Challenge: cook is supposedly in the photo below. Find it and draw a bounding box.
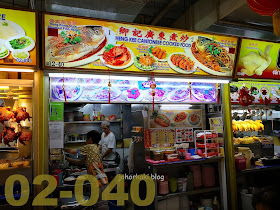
[99,121,116,162]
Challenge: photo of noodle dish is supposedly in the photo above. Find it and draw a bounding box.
[184,36,234,76]
[191,83,217,102]
[88,87,121,101]
[188,113,201,126]
[168,52,196,74]
[100,44,134,69]
[167,87,190,102]
[46,25,114,67]
[51,78,84,101]
[148,46,168,62]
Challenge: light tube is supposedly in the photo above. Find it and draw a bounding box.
[155,77,230,84]
[0,68,34,72]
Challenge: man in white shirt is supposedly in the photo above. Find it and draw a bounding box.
[99,121,116,161]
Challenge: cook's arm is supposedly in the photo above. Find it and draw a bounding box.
[65,156,86,166]
[101,148,113,159]
[64,148,78,154]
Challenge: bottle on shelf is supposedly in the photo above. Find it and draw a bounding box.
[97,112,101,121]
[213,196,220,210]
[92,109,95,121]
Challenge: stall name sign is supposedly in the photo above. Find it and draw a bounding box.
[230,81,280,104]
[236,38,280,79]
[44,13,238,77]
[0,7,37,66]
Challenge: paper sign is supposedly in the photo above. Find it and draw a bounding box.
[209,117,223,134]
[50,102,64,121]
[49,121,64,148]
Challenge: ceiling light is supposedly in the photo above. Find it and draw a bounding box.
[0,86,9,89]
[0,68,34,72]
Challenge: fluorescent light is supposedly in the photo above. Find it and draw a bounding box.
[0,86,9,89]
[0,68,34,72]
[160,104,193,110]
[155,77,230,84]
[49,73,148,81]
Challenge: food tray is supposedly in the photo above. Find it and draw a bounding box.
[196,143,219,149]
[200,152,219,157]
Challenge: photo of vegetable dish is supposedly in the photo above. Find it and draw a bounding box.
[0,43,9,59]
[134,53,157,71]
[149,46,168,61]
[168,52,196,74]
[174,112,187,123]
[7,36,35,52]
[101,44,134,69]
[185,36,233,76]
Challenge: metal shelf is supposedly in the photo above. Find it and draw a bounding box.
[157,187,220,201]
[65,141,86,144]
[64,121,121,124]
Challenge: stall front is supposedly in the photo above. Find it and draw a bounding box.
[232,38,280,210]
[0,6,39,209]
[42,12,238,210]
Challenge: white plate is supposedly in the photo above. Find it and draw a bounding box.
[11,51,30,60]
[45,26,115,68]
[0,42,10,59]
[6,35,35,52]
[167,88,190,102]
[134,53,158,71]
[0,20,25,40]
[168,52,197,74]
[145,89,167,102]
[148,46,169,62]
[99,44,135,69]
[184,35,233,76]
[88,87,121,101]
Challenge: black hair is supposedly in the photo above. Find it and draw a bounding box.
[252,186,280,210]
[86,130,101,144]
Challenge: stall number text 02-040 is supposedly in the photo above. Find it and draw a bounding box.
[4,174,155,206]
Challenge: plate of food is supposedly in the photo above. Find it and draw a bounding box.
[271,86,280,98]
[0,20,25,41]
[0,42,10,59]
[230,85,239,101]
[188,113,201,126]
[46,26,115,68]
[191,83,217,102]
[121,87,144,102]
[154,113,170,127]
[100,44,134,69]
[168,52,197,74]
[173,112,188,123]
[88,87,121,101]
[148,46,168,62]
[83,78,104,90]
[6,35,35,52]
[146,88,167,102]
[51,77,84,101]
[184,36,234,76]
[167,88,190,102]
[134,53,157,71]
[260,86,270,99]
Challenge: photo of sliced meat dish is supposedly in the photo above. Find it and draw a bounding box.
[102,44,131,66]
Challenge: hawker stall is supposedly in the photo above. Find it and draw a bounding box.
[0,6,38,208]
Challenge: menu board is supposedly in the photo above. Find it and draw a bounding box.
[144,129,175,148]
[149,109,202,128]
[0,7,37,66]
[50,77,218,103]
[231,81,280,104]
[236,38,280,79]
[209,117,223,134]
[44,13,238,77]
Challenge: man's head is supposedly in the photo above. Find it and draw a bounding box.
[101,121,111,134]
[252,186,280,210]
[86,130,101,144]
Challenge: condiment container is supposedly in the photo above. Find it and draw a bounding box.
[153,150,165,161]
[83,114,91,121]
[189,165,202,187]
[202,164,216,187]
[158,180,169,195]
[168,177,177,193]
[101,114,105,121]
[177,178,187,192]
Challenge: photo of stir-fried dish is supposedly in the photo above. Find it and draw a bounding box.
[134,53,157,71]
[47,26,107,66]
[149,46,168,61]
[168,52,196,74]
[101,44,134,69]
[189,36,233,75]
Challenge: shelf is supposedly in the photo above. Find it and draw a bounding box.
[65,141,86,144]
[157,187,220,201]
[239,165,280,174]
[64,121,121,124]
[147,157,222,168]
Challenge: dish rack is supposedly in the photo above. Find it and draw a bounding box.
[194,130,219,157]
